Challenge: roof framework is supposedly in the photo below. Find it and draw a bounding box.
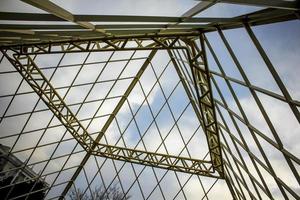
[0,0,299,199]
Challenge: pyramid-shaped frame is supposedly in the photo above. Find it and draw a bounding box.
[2,35,223,181]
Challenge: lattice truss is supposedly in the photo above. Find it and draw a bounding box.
[0,1,299,200]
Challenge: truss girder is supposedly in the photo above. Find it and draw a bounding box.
[92,144,216,177]
[8,35,196,55]
[1,52,94,150]
[169,37,223,176]
[190,36,223,175]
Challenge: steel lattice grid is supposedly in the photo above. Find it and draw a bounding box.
[0,1,300,200]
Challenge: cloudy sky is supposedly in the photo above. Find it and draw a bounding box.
[0,1,299,200]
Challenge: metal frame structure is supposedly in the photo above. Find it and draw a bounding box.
[0,0,299,199]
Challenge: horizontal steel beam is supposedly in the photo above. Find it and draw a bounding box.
[0,12,234,23]
[200,0,300,10]
[0,8,295,24]
[0,8,297,46]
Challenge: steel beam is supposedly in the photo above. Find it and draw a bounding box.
[244,23,300,124]
[181,1,217,18]
[160,1,216,33]
[0,7,297,46]
[20,0,106,34]
[200,0,300,10]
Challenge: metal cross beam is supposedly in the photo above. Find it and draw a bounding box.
[199,0,300,10]
[20,0,107,34]
[0,7,297,46]
[181,1,217,18]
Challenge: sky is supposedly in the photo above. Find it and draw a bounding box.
[0,1,300,200]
